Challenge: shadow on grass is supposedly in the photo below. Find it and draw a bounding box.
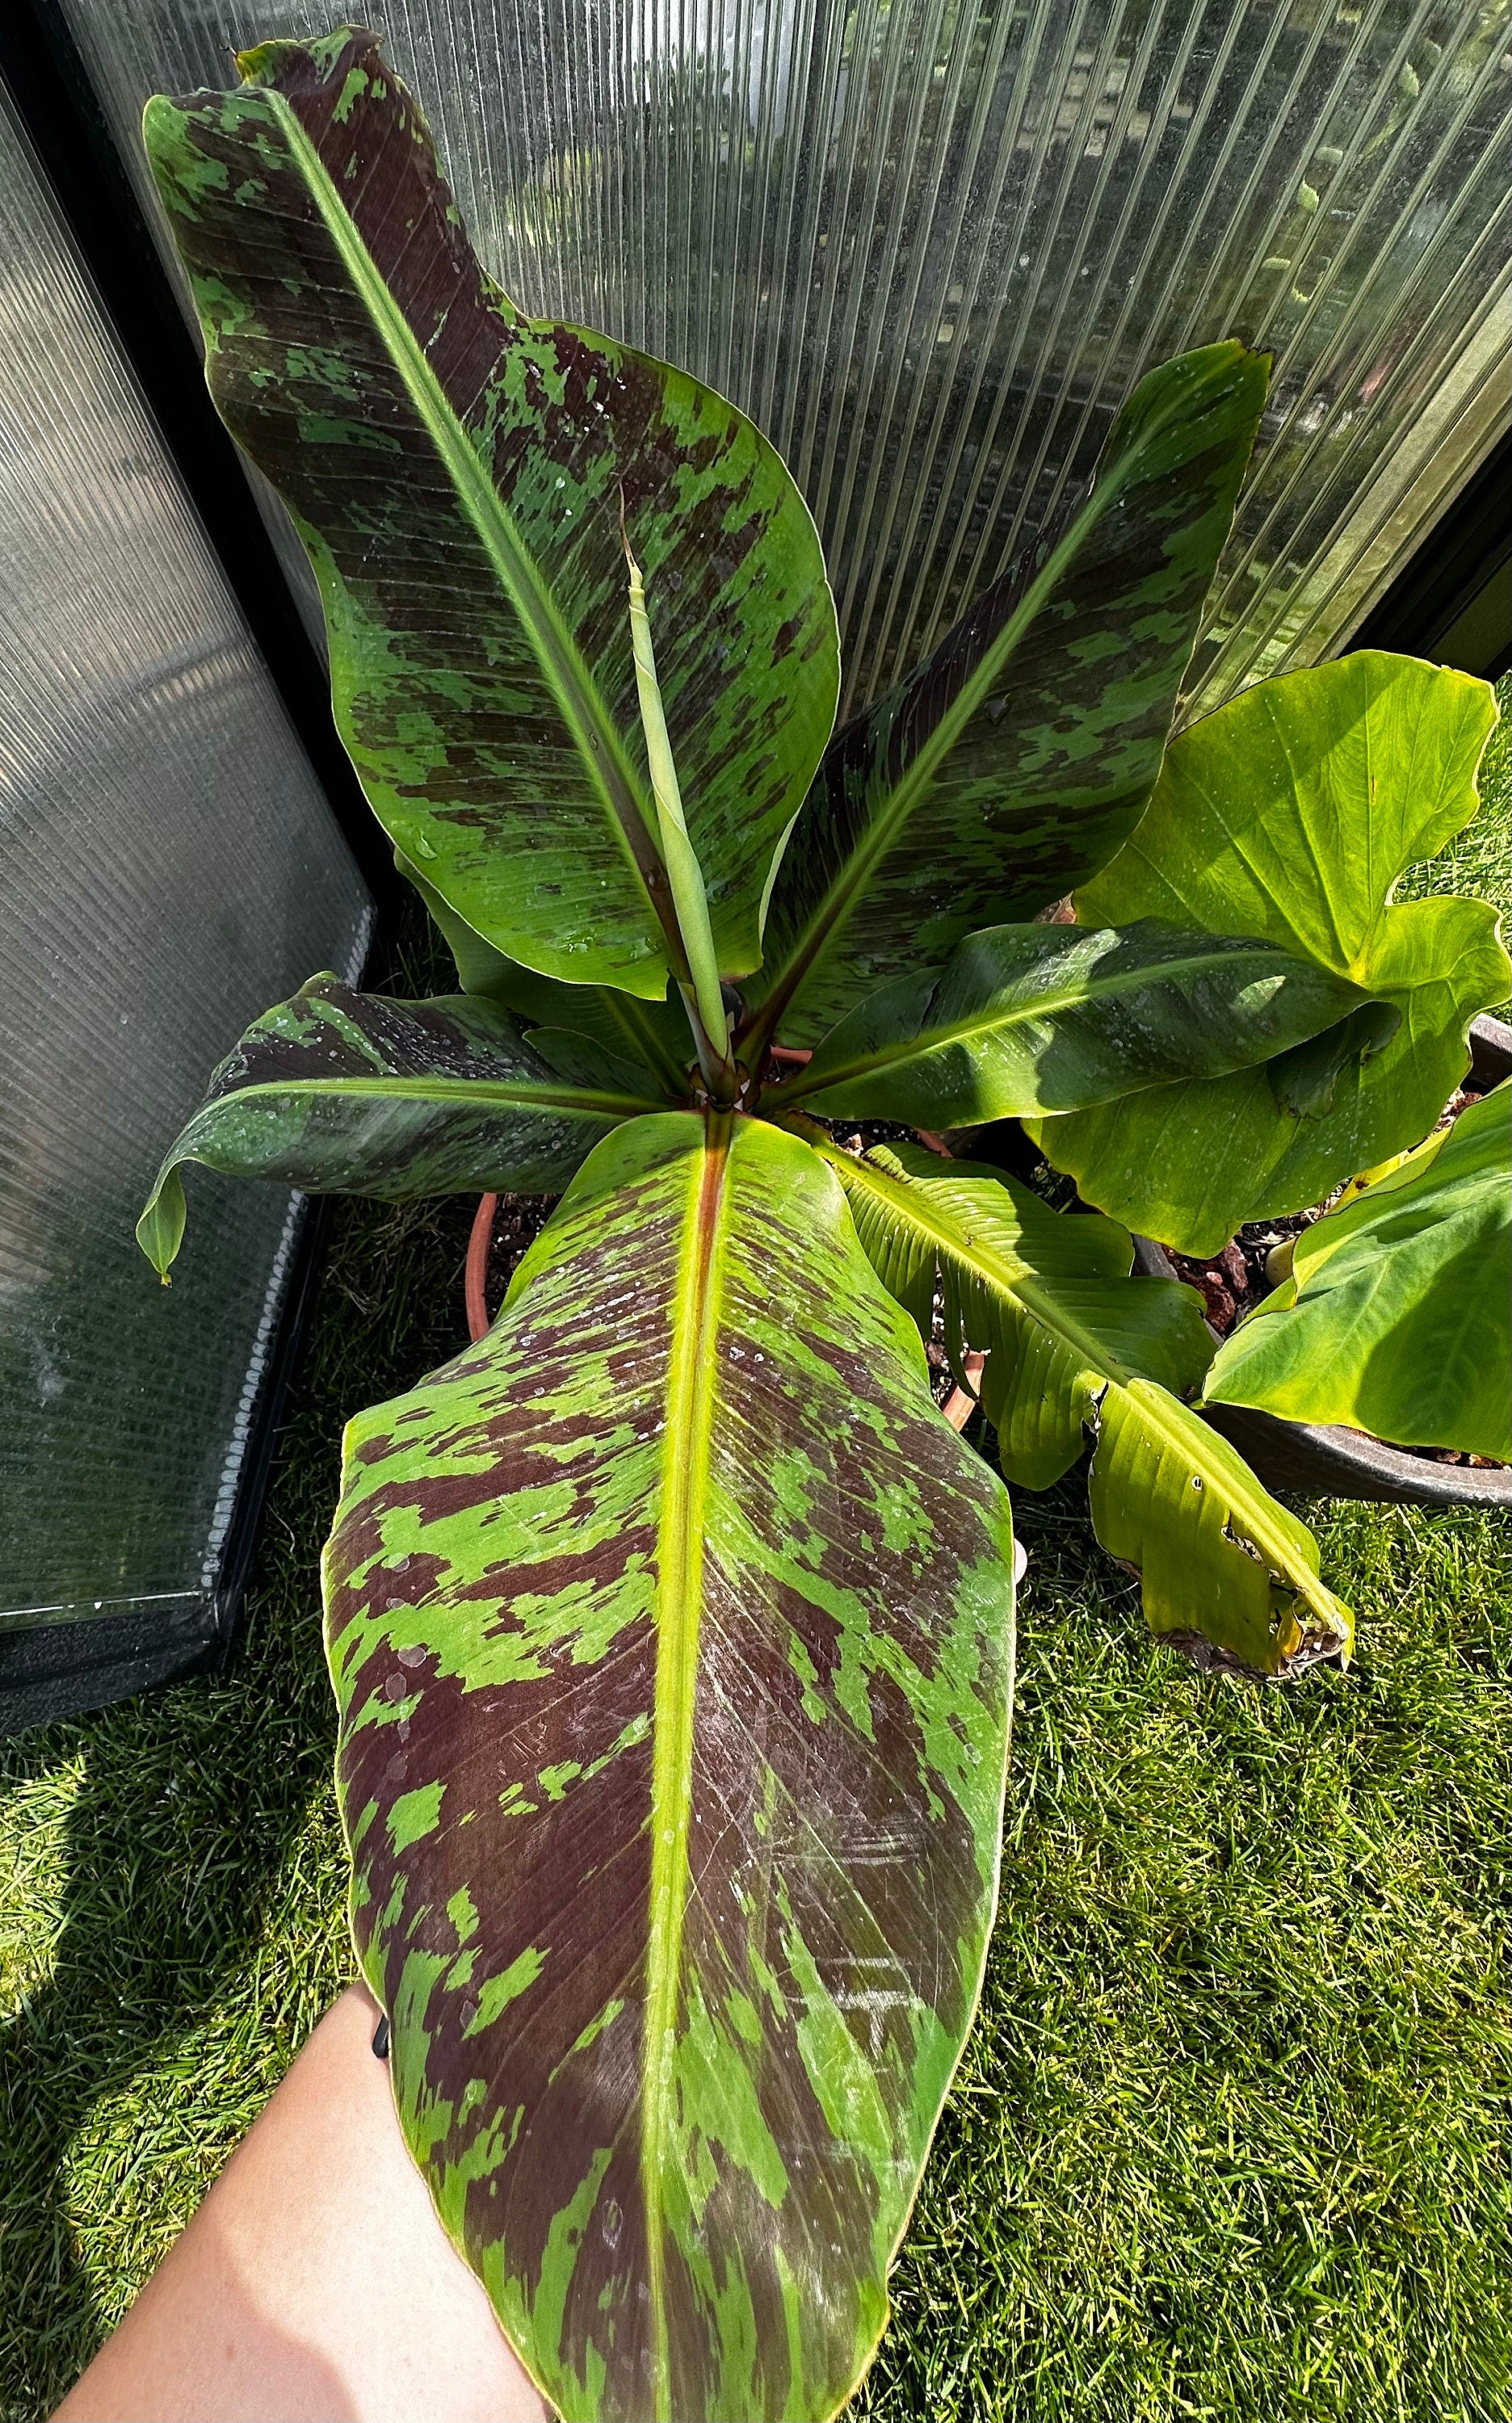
[0,890,468,2415]
[0,1182,477,2418]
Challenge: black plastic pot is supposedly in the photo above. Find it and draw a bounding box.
[1132,1013,1512,1510]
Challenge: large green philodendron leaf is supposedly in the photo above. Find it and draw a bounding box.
[136,975,658,1277]
[397,850,693,1096]
[802,1131,1350,1678]
[144,28,838,1002]
[783,920,1385,1127]
[1033,653,1509,1252]
[322,1112,1016,2422]
[749,342,1268,1048]
[1204,1083,1512,1459]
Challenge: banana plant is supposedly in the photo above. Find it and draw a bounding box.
[136,28,1481,2421]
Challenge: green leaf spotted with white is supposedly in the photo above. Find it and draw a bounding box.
[322,1113,1016,2421]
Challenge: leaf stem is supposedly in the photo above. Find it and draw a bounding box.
[622,509,737,1102]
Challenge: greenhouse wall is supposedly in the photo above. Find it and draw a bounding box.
[59,0,1512,712]
[0,75,371,1730]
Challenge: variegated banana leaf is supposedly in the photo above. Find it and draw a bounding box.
[1037,653,1509,1252]
[322,1111,1016,2421]
[801,1129,1350,1678]
[145,29,838,1002]
[749,342,1268,1048]
[783,921,1385,1127]
[1204,1081,1512,1459]
[397,850,694,1096]
[136,976,659,1277]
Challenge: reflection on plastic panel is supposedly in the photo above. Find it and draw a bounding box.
[0,85,370,1631]
[62,0,1512,716]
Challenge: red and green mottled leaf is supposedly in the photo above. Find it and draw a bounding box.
[749,342,1267,1048]
[397,848,694,1096]
[805,1129,1349,1678]
[782,920,1384,1128]
[322,1111,1015,2421]
[136,975,656,1277]
[1038,653,1509,1252]
[144,29,838,1002]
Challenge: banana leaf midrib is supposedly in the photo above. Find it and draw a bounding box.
[753,415,1162,1042]
[783,936,1336,1099]
[806,1130,1327,1590]
[193,1073,667,1119]
[626,535,729,1065]
[641,1108,732,2412]
[261,87,681,964]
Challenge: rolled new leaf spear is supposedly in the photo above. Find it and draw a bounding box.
[620,496,738,1103]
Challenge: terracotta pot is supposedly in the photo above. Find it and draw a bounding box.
[1132,1014,1512,1510]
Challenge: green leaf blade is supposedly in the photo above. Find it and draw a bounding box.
[788,921,1384,1126]
[1090,1380,1347,1674]
[1040,654,1510,1250]
[811,1133,1350,1675]
[397,850,695,1096]
[1203,1083,1512,1458]
[322,1112,1016,2420]
[135,976,648,1274]
[753,342,1268,1045]
[145,31,838,1000]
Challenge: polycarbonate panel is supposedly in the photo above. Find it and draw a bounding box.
[0,82,370,1680]
[62,0,1511,717]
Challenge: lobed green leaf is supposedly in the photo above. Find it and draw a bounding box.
[1035,653,1509,1251]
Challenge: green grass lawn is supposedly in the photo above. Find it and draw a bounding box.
[2,680,1508,2422]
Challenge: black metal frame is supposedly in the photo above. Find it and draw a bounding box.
[0,1192,338,1740]
[1350,426,1512,682]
